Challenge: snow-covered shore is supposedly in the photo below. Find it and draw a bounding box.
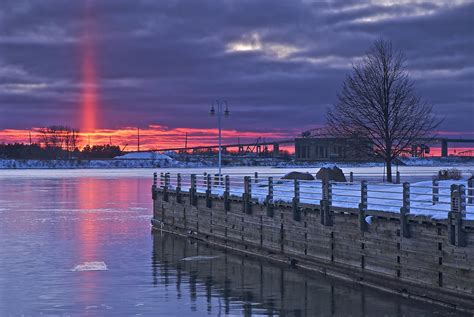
[0,158,190,169]
[0,151,473,169]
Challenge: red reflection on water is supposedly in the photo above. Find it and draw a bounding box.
[74,177,146,303]
[77,178,99,261]
[75,178,102,304]
[76,177,146,257]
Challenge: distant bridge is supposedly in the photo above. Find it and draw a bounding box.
[438,138,474,157]
[154,138,295,156]
[137,137,474,158]
[458,149,474,157]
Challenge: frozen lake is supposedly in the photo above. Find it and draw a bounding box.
[0,168,471,316]
[1,164,472,181]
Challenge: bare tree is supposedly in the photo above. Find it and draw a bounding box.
[327,39,441,182]
[38,125,80,157]
[64,128,79,153]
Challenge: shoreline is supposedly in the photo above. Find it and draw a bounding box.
[1,157,473,170]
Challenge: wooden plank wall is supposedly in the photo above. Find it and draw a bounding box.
[153,189,474,313]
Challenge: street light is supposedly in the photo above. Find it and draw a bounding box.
[210,100,229,176]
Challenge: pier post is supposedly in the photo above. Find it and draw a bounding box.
[359,180,368,231]
[400,182,410,238]
[243,176,252,214]
[395,171,400,184]
[448,185,466,246]
[224,175,230,211]
[349,172,354,183]
[254,172,259,184]
[152,172,158,200]
[206,173,212,208]
[327,182,332,206]
[190,174,197,206]
[163,173,170,202]
[320,180,333,226]
[432,179,439,205]
[322,179,333,205]
[160,172,164,188]
[459,185,467,217]
[176,173,182,203]
[468,178,473,204]
[320,180,325,225]
[266,177,274,217]
[292,179,301,221]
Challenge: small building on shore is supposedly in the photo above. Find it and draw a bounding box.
[295,129,373,161]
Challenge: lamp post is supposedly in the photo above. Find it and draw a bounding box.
[210,100,229,176]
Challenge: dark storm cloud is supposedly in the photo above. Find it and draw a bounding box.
[0,0,472,135]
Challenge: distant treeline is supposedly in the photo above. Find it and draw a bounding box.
[0,125,123,160]
[0,143,122,160]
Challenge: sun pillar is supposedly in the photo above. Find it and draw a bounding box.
[81,1,98,134]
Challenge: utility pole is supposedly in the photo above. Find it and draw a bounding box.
[184,132,188,152]
[29,131,32,145]
[137,127,140,152]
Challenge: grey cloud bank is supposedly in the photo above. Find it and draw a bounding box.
[0,0,472,135]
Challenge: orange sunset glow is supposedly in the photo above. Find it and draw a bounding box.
[1,126,473,156]
[0,125,297,151]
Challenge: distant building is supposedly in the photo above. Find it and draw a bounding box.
[295,136,373,161]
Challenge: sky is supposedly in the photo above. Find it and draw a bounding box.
[0,0,473,149]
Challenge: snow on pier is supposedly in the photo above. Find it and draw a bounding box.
[156,172,474,220]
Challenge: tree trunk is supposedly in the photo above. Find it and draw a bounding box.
[386,158,392,183]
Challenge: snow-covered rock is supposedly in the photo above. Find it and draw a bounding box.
[282,171,315,180]
[316,165,346,182]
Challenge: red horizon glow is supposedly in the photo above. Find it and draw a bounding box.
[1,125,473,156]
[0,125,297,151]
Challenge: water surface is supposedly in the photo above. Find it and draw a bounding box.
[0,169,468,316]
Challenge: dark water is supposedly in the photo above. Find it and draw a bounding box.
[0,170,466,316]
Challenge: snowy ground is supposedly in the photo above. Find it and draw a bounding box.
[0,158,190,169]
[1,151,473,169]
[165,176,474,221]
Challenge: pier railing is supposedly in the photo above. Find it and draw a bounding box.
[153,172,473,221]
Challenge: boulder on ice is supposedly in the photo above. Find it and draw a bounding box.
[316,165,346,182]
[282,171,315,181]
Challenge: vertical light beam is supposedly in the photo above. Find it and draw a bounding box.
[81,1,98,133]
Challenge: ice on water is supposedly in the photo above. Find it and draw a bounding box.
[181,255,221,262]
[72,261,108,272]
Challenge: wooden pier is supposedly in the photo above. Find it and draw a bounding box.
[152,172,474,313]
